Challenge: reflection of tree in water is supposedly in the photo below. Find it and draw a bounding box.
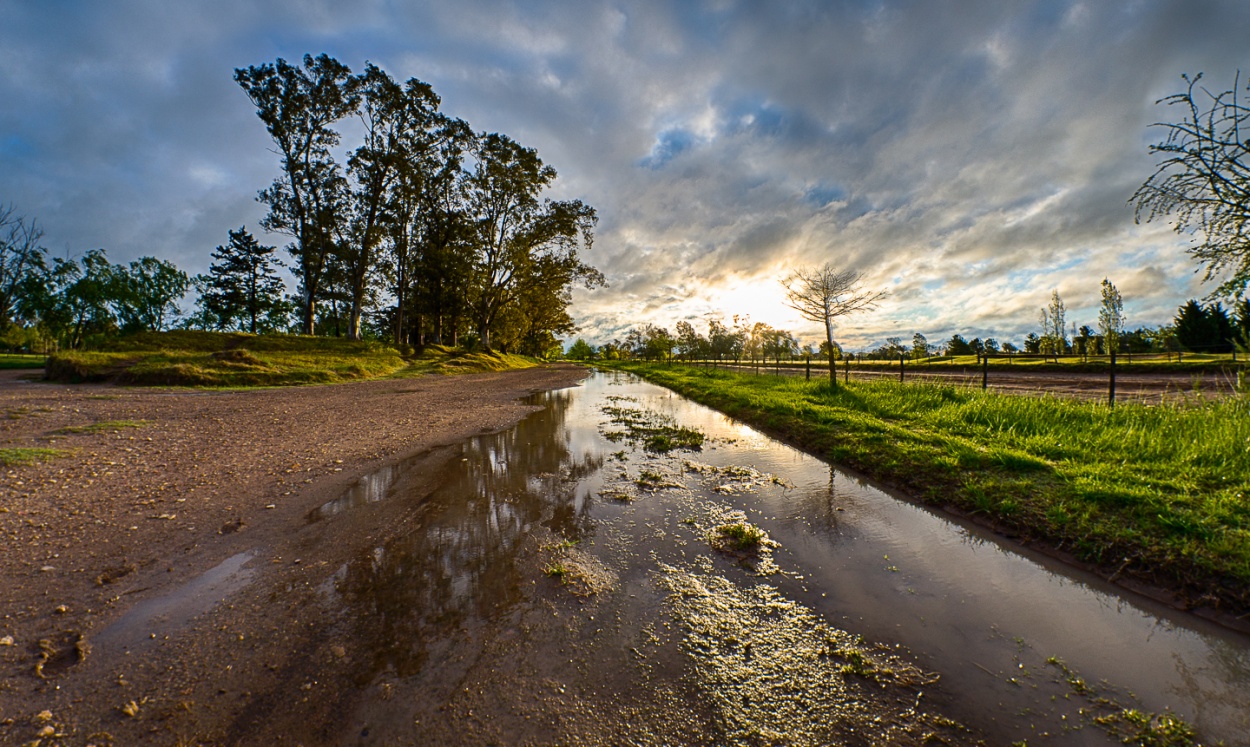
[333,388,603,679]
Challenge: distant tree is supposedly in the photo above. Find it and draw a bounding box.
[1233,297,1250,352]
[0,204,49,330]
[1131,72,1250,297]
[1001,341,1019,355]
[1098,278,1125,355]
[198,227,289,334]
[1075,325,1095,358]
[946,334,975,356]
[1038,289,1067,360]
[674,321,706,361]
[1023,333,1042,354]
[819,340,843,360]
[566,337,595,360]
[112,257,190,333]
[911,332,929,360]
[1174,299,1234,353]
[781,263,887,386]
[983,338,1000,354]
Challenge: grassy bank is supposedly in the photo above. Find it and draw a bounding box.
[0,354,46,370]
[607,361,1250,612]
[45,331,536,387]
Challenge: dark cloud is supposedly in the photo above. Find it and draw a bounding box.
[2,0,1247,347]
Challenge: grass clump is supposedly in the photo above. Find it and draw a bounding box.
[55,419,149,434]
[0,447,68,467]
[715,521,767,551]
[607,361,1250,611]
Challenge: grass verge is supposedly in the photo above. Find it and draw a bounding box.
[43,332,537,387]
[0,354,46,370]
[607,362,1250,614]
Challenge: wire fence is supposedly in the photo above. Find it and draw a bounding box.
[668,354,1246,405]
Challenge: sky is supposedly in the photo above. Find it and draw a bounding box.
[2,0,1248,350]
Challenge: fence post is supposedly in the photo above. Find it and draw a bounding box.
[806,355,811,380]
[844,358,849,384]
[1108,350,1117,407]
[982,354,988,390]
[899,354,905,383]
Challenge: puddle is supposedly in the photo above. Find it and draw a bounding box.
[94,551,255,654]
[314,371,1250,745]
[307,455,417,522]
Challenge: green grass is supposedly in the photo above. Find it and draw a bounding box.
[608,362,1250,610]
[0,354,46,370]
[0,447,69,467]
[54,419,150,434]
[43,333,537,387]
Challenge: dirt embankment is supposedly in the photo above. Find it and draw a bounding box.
[0,365,587,746]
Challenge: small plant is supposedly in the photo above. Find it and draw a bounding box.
[715,521,766,551]
[543,562,570,581]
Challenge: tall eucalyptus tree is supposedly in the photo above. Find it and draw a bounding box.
[234,54,358,335]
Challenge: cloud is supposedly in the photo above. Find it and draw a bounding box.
[2,0,1248,347]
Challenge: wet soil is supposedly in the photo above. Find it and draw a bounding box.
[0,365,587,746]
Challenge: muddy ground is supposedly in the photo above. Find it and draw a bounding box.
[0,365,589,746]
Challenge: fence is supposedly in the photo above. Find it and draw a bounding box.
[671,353,1244,405]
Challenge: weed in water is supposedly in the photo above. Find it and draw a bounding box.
[714,521,766,551]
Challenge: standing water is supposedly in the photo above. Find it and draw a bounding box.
[317,371,1250,745]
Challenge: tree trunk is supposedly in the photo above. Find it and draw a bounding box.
[825,318,837,389]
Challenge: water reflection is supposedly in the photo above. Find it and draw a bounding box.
[327,388,602,679]
[314,372,1250,744]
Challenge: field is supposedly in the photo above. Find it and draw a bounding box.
[607,361,1250,614]
[41,331,535,387]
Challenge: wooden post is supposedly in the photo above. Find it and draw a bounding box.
[806,355,811,380]
[982,354,989,390]
[844,358,849,384]
[1108,350,1117,407]
[899,354,905,383]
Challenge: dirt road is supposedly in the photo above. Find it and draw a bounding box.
[0,365,587,746]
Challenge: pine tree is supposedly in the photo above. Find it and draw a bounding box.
[200,227,288,334]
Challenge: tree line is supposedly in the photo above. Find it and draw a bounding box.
[567,282,1250,366]
[1,53,602,358]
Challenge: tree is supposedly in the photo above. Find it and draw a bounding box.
[911,333,929,360]
[945,334,974,356]
[1132,73,1250,298]
[199,227,289,334]
[235,54,358,335]
[674,321,706,361]
[1174,299,1234,353]
[113,257,190,333]
[1038,289,1066,361]
[1233,297,1250,352]
[566,338,595,360]
[342,65,449,341]
[465,133,597,350]
[0,204,49,330]
[1097,278,1125,356]
[781,264,887,386]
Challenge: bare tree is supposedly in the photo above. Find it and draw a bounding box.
[781,264,886,387]
[1131,72,1250,298]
